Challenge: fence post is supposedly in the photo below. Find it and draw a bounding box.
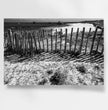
[74,28,79,53]
[51,29,53,52]
[96,28,103,52]
[60,29,62,52]
[90,26,98,54]
[64,28,67,53]
[85,28,91,54]
[55,29,57,51]
[69,28,73,52]
[79,27,85,54]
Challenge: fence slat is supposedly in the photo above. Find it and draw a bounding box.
[74,28,79,53]
[12,33,14,50]
[22,34,25,53]
[55,29,57,51]
[32,32,37,52]
[20,34,22,53]
[28,33,30,52]
[79,27,85,54]
[69,28,73,52]
[38,32,41,51]
[19,33,21,53]
[17,34,20,54]
[42,30,44,51]
[60,29,62,51]
[30,33,33,54]
[90,27,98,54]
[18,34,21,53]
[96,28,103,52]
[51,29,53,52]
[17,33,19,53]
[14,33,18,52]
[19,33,21,52]
[85,28,91,54]
[101,44,104,54]
[8,29,13,49]
[23,32,26,54]
[21,33,24,54]
[47,37,49,52]
[24,32,26,54]
[25,32,28,53]
[64,28,67,52]
[27,33,30,53]
[25,32,28,54]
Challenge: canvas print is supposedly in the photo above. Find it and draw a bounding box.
[4,19,104,86]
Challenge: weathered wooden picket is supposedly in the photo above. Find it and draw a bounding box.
[4,26,104,56]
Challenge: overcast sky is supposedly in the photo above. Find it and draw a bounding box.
[4,18,102,23]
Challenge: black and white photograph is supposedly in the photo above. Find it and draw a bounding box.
[4,18,104,86]
[1,0,108,110]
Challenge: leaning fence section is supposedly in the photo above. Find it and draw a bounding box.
[4,26,104,56]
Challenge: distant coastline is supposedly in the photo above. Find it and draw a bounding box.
[4,19,103,30]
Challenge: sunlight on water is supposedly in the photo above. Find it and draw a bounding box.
[42,23,96,34]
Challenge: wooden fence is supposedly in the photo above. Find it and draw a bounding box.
[4,26,104,56]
